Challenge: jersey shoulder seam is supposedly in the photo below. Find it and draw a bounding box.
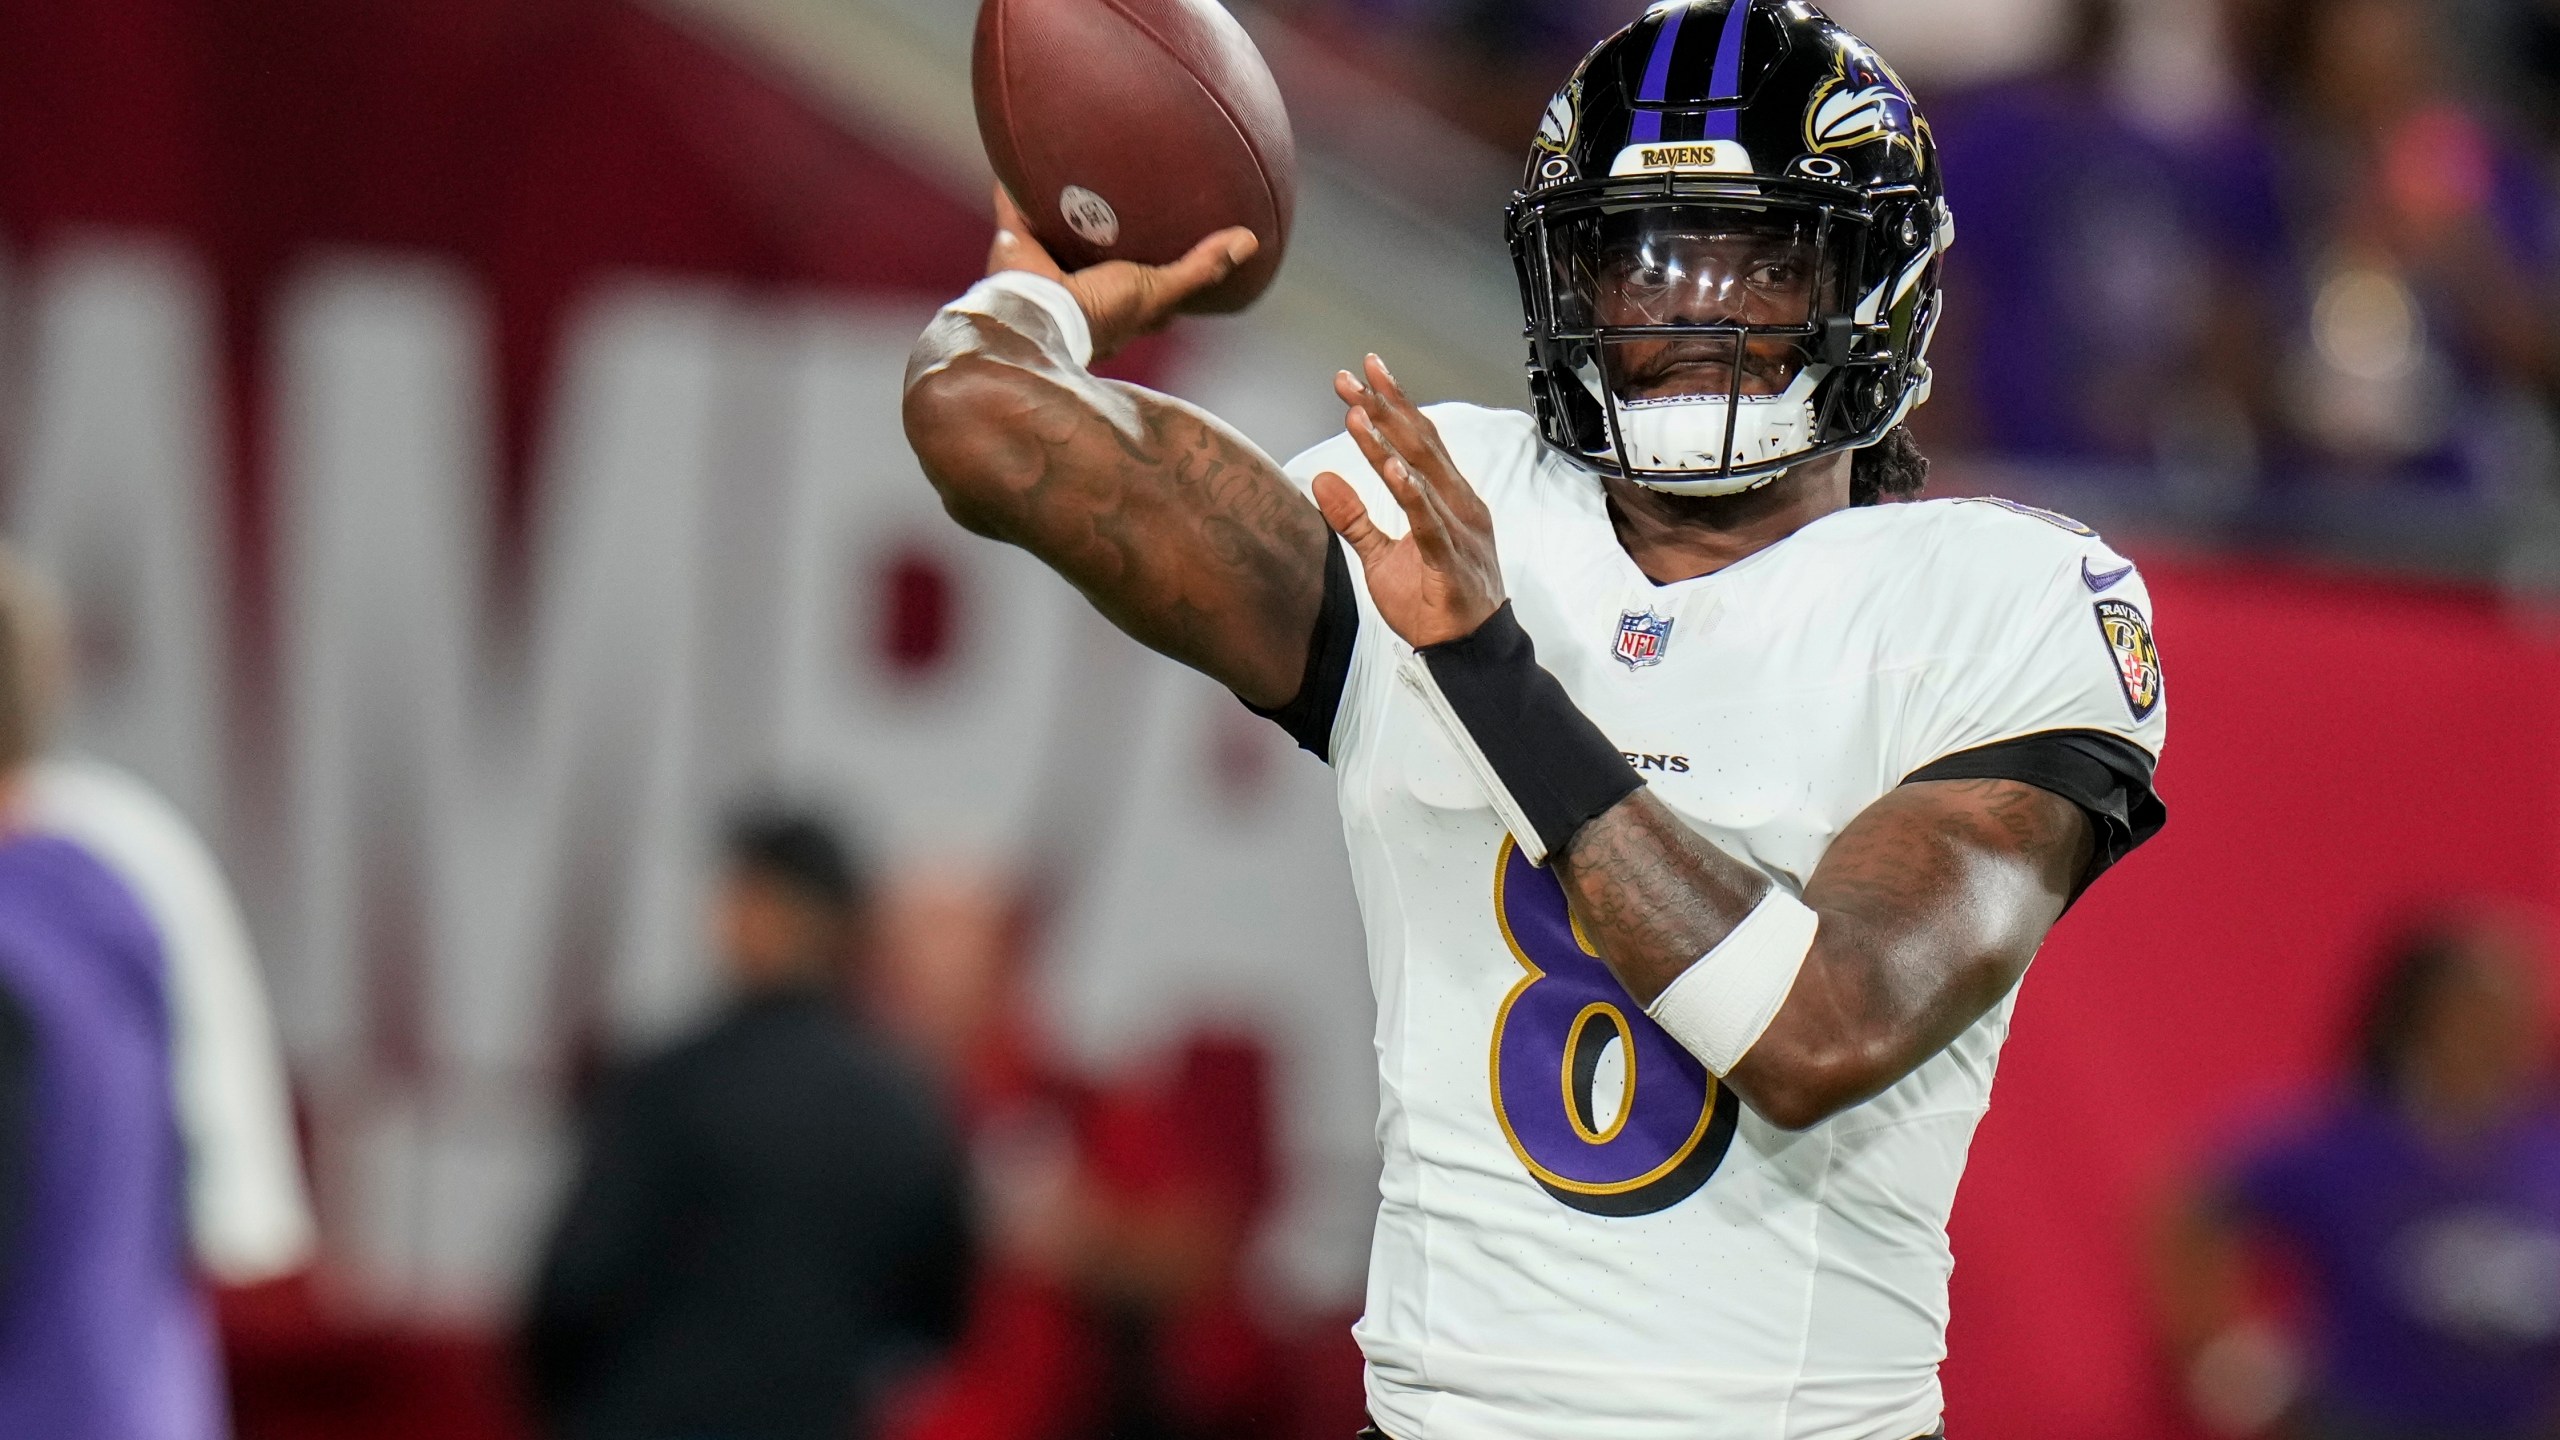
[1916,494,2103,538]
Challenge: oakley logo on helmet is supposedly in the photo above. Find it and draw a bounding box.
[1503,0,1951,496]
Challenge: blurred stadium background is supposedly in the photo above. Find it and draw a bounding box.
[8,0,2560,1436]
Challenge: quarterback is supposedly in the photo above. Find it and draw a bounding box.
[903,1,2166,1436]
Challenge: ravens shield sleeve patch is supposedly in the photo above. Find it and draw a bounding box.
[2094,598,2162,721]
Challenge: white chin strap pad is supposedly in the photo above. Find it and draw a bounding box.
[1592,367,1825,496]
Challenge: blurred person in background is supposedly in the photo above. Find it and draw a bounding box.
[2156,910,2560,1439]
[523,805,972,1440]
[1922,0,2270,495]
[7,545,317,1431]
[2223,0,2560,500]
[3,551,317,1301]
[872,879,1295,1440]
[0,552,228,1438]
[866,873,1086,1440]
[22,755,315,1296]
[1066,1034,1288,1440]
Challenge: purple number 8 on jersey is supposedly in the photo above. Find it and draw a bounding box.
[1490,838,1739,1216]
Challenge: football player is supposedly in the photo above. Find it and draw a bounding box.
[902,2,2166,1435]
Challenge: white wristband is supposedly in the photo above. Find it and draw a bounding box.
[948,270,1095,369]
[1645,884,1820,1077]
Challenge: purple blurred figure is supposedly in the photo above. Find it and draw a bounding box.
[2158,910,2560,1439]
[2228,0,2560,495]
[0,556,225,1440]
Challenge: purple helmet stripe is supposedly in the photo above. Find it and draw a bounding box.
[1708,0,1749,98]
[1702,1,1749,140]
[1628,4,1686,143]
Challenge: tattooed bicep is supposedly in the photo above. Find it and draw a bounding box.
[904,332,1330,707]
[1917,777,2093,874]
[1810,778,2092,937]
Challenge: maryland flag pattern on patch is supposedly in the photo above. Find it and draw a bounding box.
[2094,599,2162,721]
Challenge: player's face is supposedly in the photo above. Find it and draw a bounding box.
[1588,223,1824,401]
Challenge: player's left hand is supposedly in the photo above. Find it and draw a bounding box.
[1313,355,1506,649]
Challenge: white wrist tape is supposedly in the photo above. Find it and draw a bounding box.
[1645,884,1821,1076]
[949,270,1095,369]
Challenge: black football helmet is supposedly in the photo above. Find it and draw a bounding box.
[1505,0,1952,494]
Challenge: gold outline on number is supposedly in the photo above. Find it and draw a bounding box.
[1561,1002,1637,1145]
[1488,835,1721,1197]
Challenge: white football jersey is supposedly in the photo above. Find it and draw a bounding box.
[1282,405,2166,1440]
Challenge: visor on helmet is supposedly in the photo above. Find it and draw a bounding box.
[1561,211,1832,336]
[1530,201,1867,493]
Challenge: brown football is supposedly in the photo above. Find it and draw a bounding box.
[972,0,1296,313]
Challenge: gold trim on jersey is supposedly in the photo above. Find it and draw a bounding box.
[1488,835,1723,1198]
[1561,1002,1638,1145]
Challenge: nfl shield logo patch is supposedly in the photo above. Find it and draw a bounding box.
[2094,599,2162,720]
[1613,609,1674,670]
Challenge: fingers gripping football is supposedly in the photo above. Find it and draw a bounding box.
[986,186,1258,360]
[1312,355,1506,648]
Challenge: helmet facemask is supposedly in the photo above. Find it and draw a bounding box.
[1518,183,1931,496]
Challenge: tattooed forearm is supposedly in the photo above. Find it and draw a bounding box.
[904,306,1332,707]
[1555,789,1767,1007]
[1554,776,2093,1129]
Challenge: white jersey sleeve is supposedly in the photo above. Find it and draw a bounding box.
[1892,498,2166,776]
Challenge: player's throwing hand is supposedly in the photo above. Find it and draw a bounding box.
[1313,355,1506,648]
[984,186,1258,361]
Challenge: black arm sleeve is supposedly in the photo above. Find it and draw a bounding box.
[1903,729,2166,896]
[0,979,31,1311]
[1242,536,1359,762]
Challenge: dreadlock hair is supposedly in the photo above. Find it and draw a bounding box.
[1850,425,1931,507]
